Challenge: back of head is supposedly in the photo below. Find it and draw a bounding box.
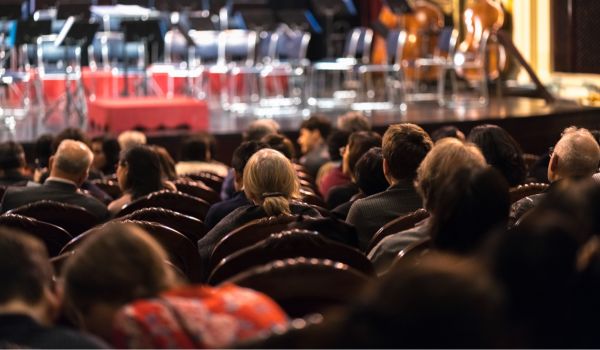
[551,126,600,180]
[337,111,371,133]
[231,141,269,175]
[52,140,93,181]
[354,147,389,196]
[416,137,486,210]
[117,131,147,151]
[34,134,54,169]
[382,123,433,181]
[51,128,89,154]
[0,141,26,171]
[0,228,52,307]
[151,146,177,181]
[431,167,510,255]
[339,253,505,348]
[262,134,296,160]
[346,131,382,176]
[430,125,465,143]
[63,223,174,334]
[243,149,299,216]
[468,124,526,186]
[243,119,280,141]
[326,130,350,162]
[300,115,332,140]
[121,145,163,199]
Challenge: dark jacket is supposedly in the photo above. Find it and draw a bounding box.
[204,191,252,230]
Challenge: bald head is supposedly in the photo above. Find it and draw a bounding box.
[50,140,93,185]
[549,127,600,182]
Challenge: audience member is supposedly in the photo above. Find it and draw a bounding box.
[510,126,600,225]
[368,138,487,273]
[347,123,433,250]
[317,129,350,198]
[108,145,170,215]
[0,141,31,186]
[33,134,54,171]
[0,228,106,348]
[117,131,147,151]
[468,124,527,186]
[430,125,465,143]
[176,133,228,177]
[243,119,280,142]
[198,149,321,273]
[0,140,109,220]
[262,134,296,160]
[90,135,120,176]
[151,145,178,181]
[297,115,332,178]
[337,111,371,133]
[204,141,268,230]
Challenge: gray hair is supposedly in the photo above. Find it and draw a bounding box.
[118,131,147,151]
[554,126,600,178]
[54,140,93,176]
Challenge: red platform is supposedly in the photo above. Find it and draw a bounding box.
[87,97,209,133]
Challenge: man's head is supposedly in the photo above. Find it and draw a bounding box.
[548,127,600,183]
[0,141,26,173]
[337,111,371,133]
[180,133,217,162]
[382,123,433,185]
[0,228,57,325]
[49,140,94,186]
[117,131,147,152]
[243,119,280,142]
[231,141,269,191]
[298,115,332,155]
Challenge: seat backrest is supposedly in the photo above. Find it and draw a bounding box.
[90,178,122,200]
[119,207,206,242]
[275,26,310,62]
[299,189,325,208]
[60,220,201,282]
[116,190,210,221]
[37,34,81,75]
[189,30,221,64]
[225,257,371,318]
[344,27,374,64]
[0,214,72,257]
[385,30,406,64]
[256,31,278,63]
[8,200,101,237]
[522,153,541,172]
[218,29,257,66]
[509,182,549,204]
[209,229,375,284]
[184,172,224,193]
[174,179,219,205]
[209,215,300,272]
[88,31,143,69]
[393,237,432,267]
[368,209,430,252]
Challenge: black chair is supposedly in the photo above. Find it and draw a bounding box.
[208,215,300,273]
[185,172,224,193]
[116,190,210,221]
[60,220,202,282]
[174,179,220,205]
[367,209,429,252]
[8,200,101,237]
[300,189,326,208]
[225,257,371,318]
[49,250,76,276]
[119,207,206,241]
[509,182,549,204]
[208,229,375,284]
[0,214,73,257]
[390,237,433,270]
[90,178,122,199]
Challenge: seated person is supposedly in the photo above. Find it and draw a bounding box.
[0,140,109,220]
[176,133,228,177]
[117,130,146,151]
[204,141,268,230]
[63,222,287,347]
[317,130,350,198]
[199,149,321,267]
[262,134,296,161]
[368,138,488,274]
[297,115,332,179]
[152,145,178,181]
[90,135,120,176]
[0,228,106,348]
[108,145,171,215]
[0,141,31,186]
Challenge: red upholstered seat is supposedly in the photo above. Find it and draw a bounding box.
[116,190,210,221]
[90,178,122,199]
[299,189,326,208]
[367,209,430,252]
[185,172,224,193]
[0,214,72,257]
[118,207,206,242]
[174,179,220,205]
[509,182,549,203]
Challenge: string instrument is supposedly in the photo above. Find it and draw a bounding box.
[455,0,506,81]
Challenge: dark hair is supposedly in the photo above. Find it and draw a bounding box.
[262,134,296,160]
[122,146,164,199]
[431,167,510,254]
[382,124,433,181]
[0,228,52,304]
[431,125,463,142]
[354,147,389,196]
[231,141,269,175]
[590,129,600,146]
[300,115,332,140]
[91,135,120,175]
[326,130,350,162]
[468,124,527,187]
[34,134,54,169]
[180,133,216,162]
[151,146,177,181]
[347,131,382,175]
[0,141,26,171]
[51,128,89,154]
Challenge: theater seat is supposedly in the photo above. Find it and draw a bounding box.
[118,207,206,242]
[90,178,122,199]
[174,179,220,205]
[299,189,326,208]
[8,200,101,237]
[509,182,549,203]
[208,229,375,285]
[224,257,371,318]
[0,214,72,257]
[184,172,224,193]
[367,209,430,253]
[116,190,210,221]
[393,237,432,267]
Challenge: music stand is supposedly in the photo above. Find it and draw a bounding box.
[310,0,356,57]
[276,9,322,33]
[56,1,92,20]
[120,18,163,96]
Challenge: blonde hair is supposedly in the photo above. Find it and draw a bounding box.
[415,138,487,210]
[243,149,300,216]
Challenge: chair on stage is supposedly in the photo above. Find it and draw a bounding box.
[115,189,211,221]
[220,29,259,114]
[7,200,101,237]
[223,257,371,318]
[208,229,375,285]
[118,207,206,242]
[0,214,72,257]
